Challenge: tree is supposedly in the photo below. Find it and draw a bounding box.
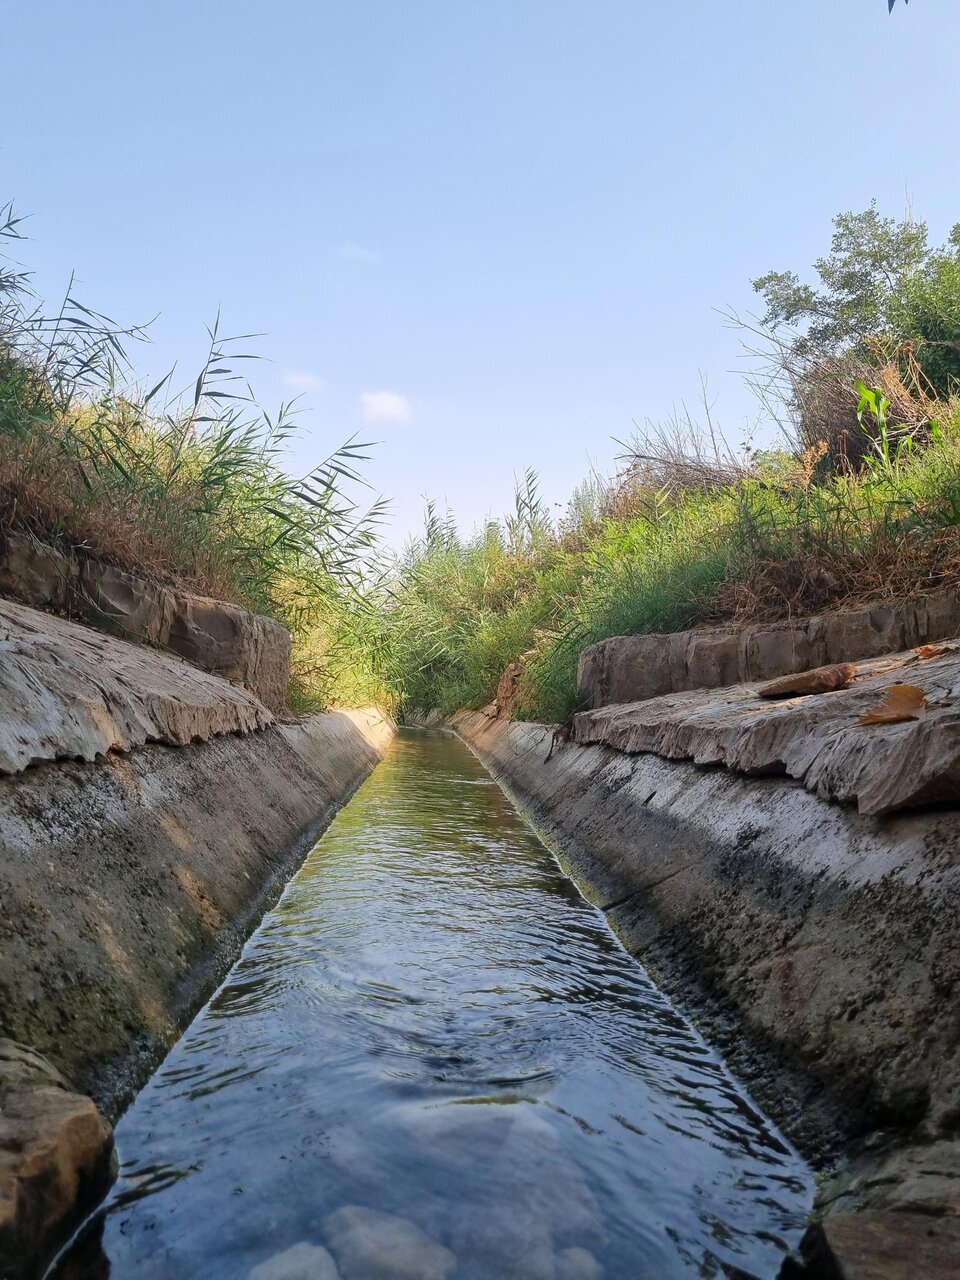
[752,203,929,356]
[895,227,960,394]
[752,202,960,453]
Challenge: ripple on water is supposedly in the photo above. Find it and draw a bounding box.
[52,730,812,1280]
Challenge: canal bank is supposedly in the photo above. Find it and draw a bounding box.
[4,575,959,1277]
[0,597,393,1277]
[449,706,960,1277]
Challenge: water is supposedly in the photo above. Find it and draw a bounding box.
[55,730,811,1279]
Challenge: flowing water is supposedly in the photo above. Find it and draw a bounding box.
[55,730,812,1280]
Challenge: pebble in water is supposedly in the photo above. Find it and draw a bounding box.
[247,1241,340,1280]
[556,1246,604,1279]
[322,1205,457,1280]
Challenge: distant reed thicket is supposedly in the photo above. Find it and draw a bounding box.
[379,203,960,723]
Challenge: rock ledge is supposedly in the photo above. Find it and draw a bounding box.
[0,1040,114,1280]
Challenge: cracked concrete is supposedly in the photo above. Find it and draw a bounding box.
[0,596,274,775]
[574,645,960,816]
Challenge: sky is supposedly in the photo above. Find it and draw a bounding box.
[4,0,959,544]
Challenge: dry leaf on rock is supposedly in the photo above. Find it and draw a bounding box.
[857,683,927,726]
[757,663,858,699]
[914,643,957,661]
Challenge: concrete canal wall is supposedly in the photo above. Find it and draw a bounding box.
[0,596,393,1277]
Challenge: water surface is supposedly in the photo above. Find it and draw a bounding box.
[56,730,811,1279]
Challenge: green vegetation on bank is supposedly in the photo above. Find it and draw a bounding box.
[5,200,960,724]
[378,205,960,722]
[0,203,386,709]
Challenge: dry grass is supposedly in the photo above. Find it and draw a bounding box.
[710,526,960,624]
[0,424,235,598]
[792,349,934,472]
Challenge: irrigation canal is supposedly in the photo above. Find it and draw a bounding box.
[53,729,812,1279]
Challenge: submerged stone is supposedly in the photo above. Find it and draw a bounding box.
[557,1246,604,1279]
[322,1205,457,1280]
[247,1240,340,1280]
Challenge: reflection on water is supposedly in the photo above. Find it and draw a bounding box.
[54,730,811,1279]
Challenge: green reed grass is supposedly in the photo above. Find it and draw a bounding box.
[0,203,388,709]
[379,402,960,724]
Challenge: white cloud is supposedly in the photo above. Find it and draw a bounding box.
[282,370,325,391]
[361,390,411,423]
[338,242,381,264]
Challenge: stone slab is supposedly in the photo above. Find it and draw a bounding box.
[577,588,960,710]
[0,531,290,710]
[573,647,960,816]
[0,595,274,776]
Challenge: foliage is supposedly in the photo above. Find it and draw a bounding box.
[753,203,929,356]
[0,203,387,709]
[893,227,960,395]
[752,203,960,399]
[381,395,960,725]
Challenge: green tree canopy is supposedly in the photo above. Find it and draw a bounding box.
[753,204,960,397]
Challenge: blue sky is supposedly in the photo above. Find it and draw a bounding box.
[4,0,958,542]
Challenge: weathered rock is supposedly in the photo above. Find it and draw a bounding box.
[76,556,172,646]
[322,1206,456,1280]
[0,535,78,612]
[577,588,960,709]
[0,531,290,710]
[574,647,960,816]
[758,663,857,698]
[248,1241,340,1280]
[0,595,274,775]
[0,1040,114,1280]
[792,1211,960,1279]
